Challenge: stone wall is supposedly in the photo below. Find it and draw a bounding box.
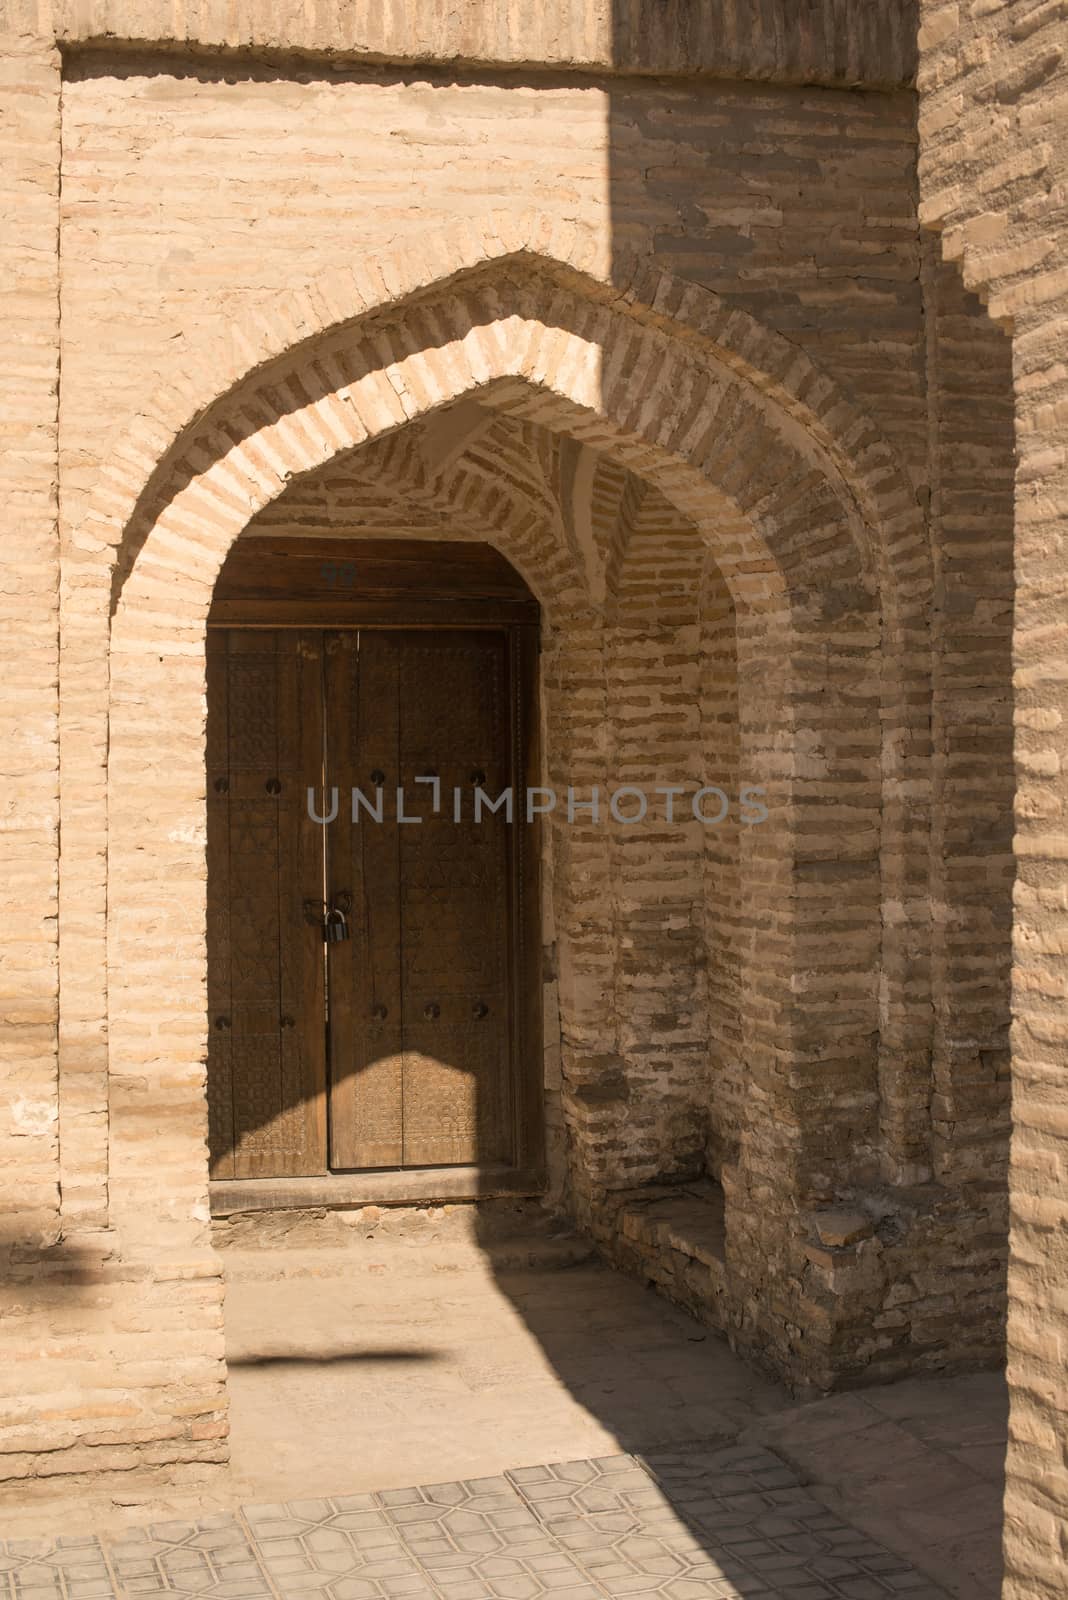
[917,3,1068,1596]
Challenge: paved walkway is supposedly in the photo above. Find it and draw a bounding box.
[0,1206,1006,1600]
[742,1375,1005,1600]
[219,1212,782,1499]
[0,1445,949,1600]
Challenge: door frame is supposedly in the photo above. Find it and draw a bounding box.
[206,538,545,1215]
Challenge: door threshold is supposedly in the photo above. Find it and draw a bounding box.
[209,1165,545,1215]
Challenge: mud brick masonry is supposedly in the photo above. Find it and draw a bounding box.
[0,2,1066,1597]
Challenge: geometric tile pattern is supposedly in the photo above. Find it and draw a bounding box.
[0,1535,115,1600]
[105,1516,269,1600]
[244,1489,458,1600]
[507,1451,949,1598]
[0,1452,950,1600]
[245,1478,599,1600]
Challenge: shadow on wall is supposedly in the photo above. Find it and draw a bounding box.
[0,1232,126,1299]
[602,59,1017,1386]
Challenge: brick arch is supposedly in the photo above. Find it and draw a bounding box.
[99,256,915,1385]
[110,273,869,620]
[91,239,931,1192]
[83,212,924,597]
[98,242,932,1199]
[346,415,599,630]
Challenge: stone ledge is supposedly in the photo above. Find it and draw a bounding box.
[595,1179,729,1333]
[49,3,918,89]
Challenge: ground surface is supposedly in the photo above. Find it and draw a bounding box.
[0,1205,1006,1600]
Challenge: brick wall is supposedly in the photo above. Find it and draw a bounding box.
[917,3,1068,1596]
[49,0,917,85]
[0,0,1028,1507]
[0,29,61,1245]
[55,61,926,538]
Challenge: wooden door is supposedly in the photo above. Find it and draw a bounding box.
[205,628,327,1179]
[326,630,518,1170]
[206,547,542,1197]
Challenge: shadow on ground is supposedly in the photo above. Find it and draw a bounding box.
[211,1200,1006,1600]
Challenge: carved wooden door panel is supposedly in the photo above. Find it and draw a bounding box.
[326,630,516,1170]
[205,628,327,1179]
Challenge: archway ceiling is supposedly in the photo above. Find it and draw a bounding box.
[245,404,701,605]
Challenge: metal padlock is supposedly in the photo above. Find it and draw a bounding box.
[325,907,349,943]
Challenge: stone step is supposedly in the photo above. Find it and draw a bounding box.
[599,1179,729,1334]
[215,1200,597,1279]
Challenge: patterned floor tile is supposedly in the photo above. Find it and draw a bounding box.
[243,1481,599,1600]
[243,1494,434,1600]
[0,1537,115,1600]
[104,1515,270,1600]
[1,1447,953,1600]
[507,1459,774,1599]
[374,1480,593,1600]
[505,1454,948,1600]
[639,1448,802,1511]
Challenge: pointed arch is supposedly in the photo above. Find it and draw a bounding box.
[75,212,924,602]
[51,230,939,1384]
